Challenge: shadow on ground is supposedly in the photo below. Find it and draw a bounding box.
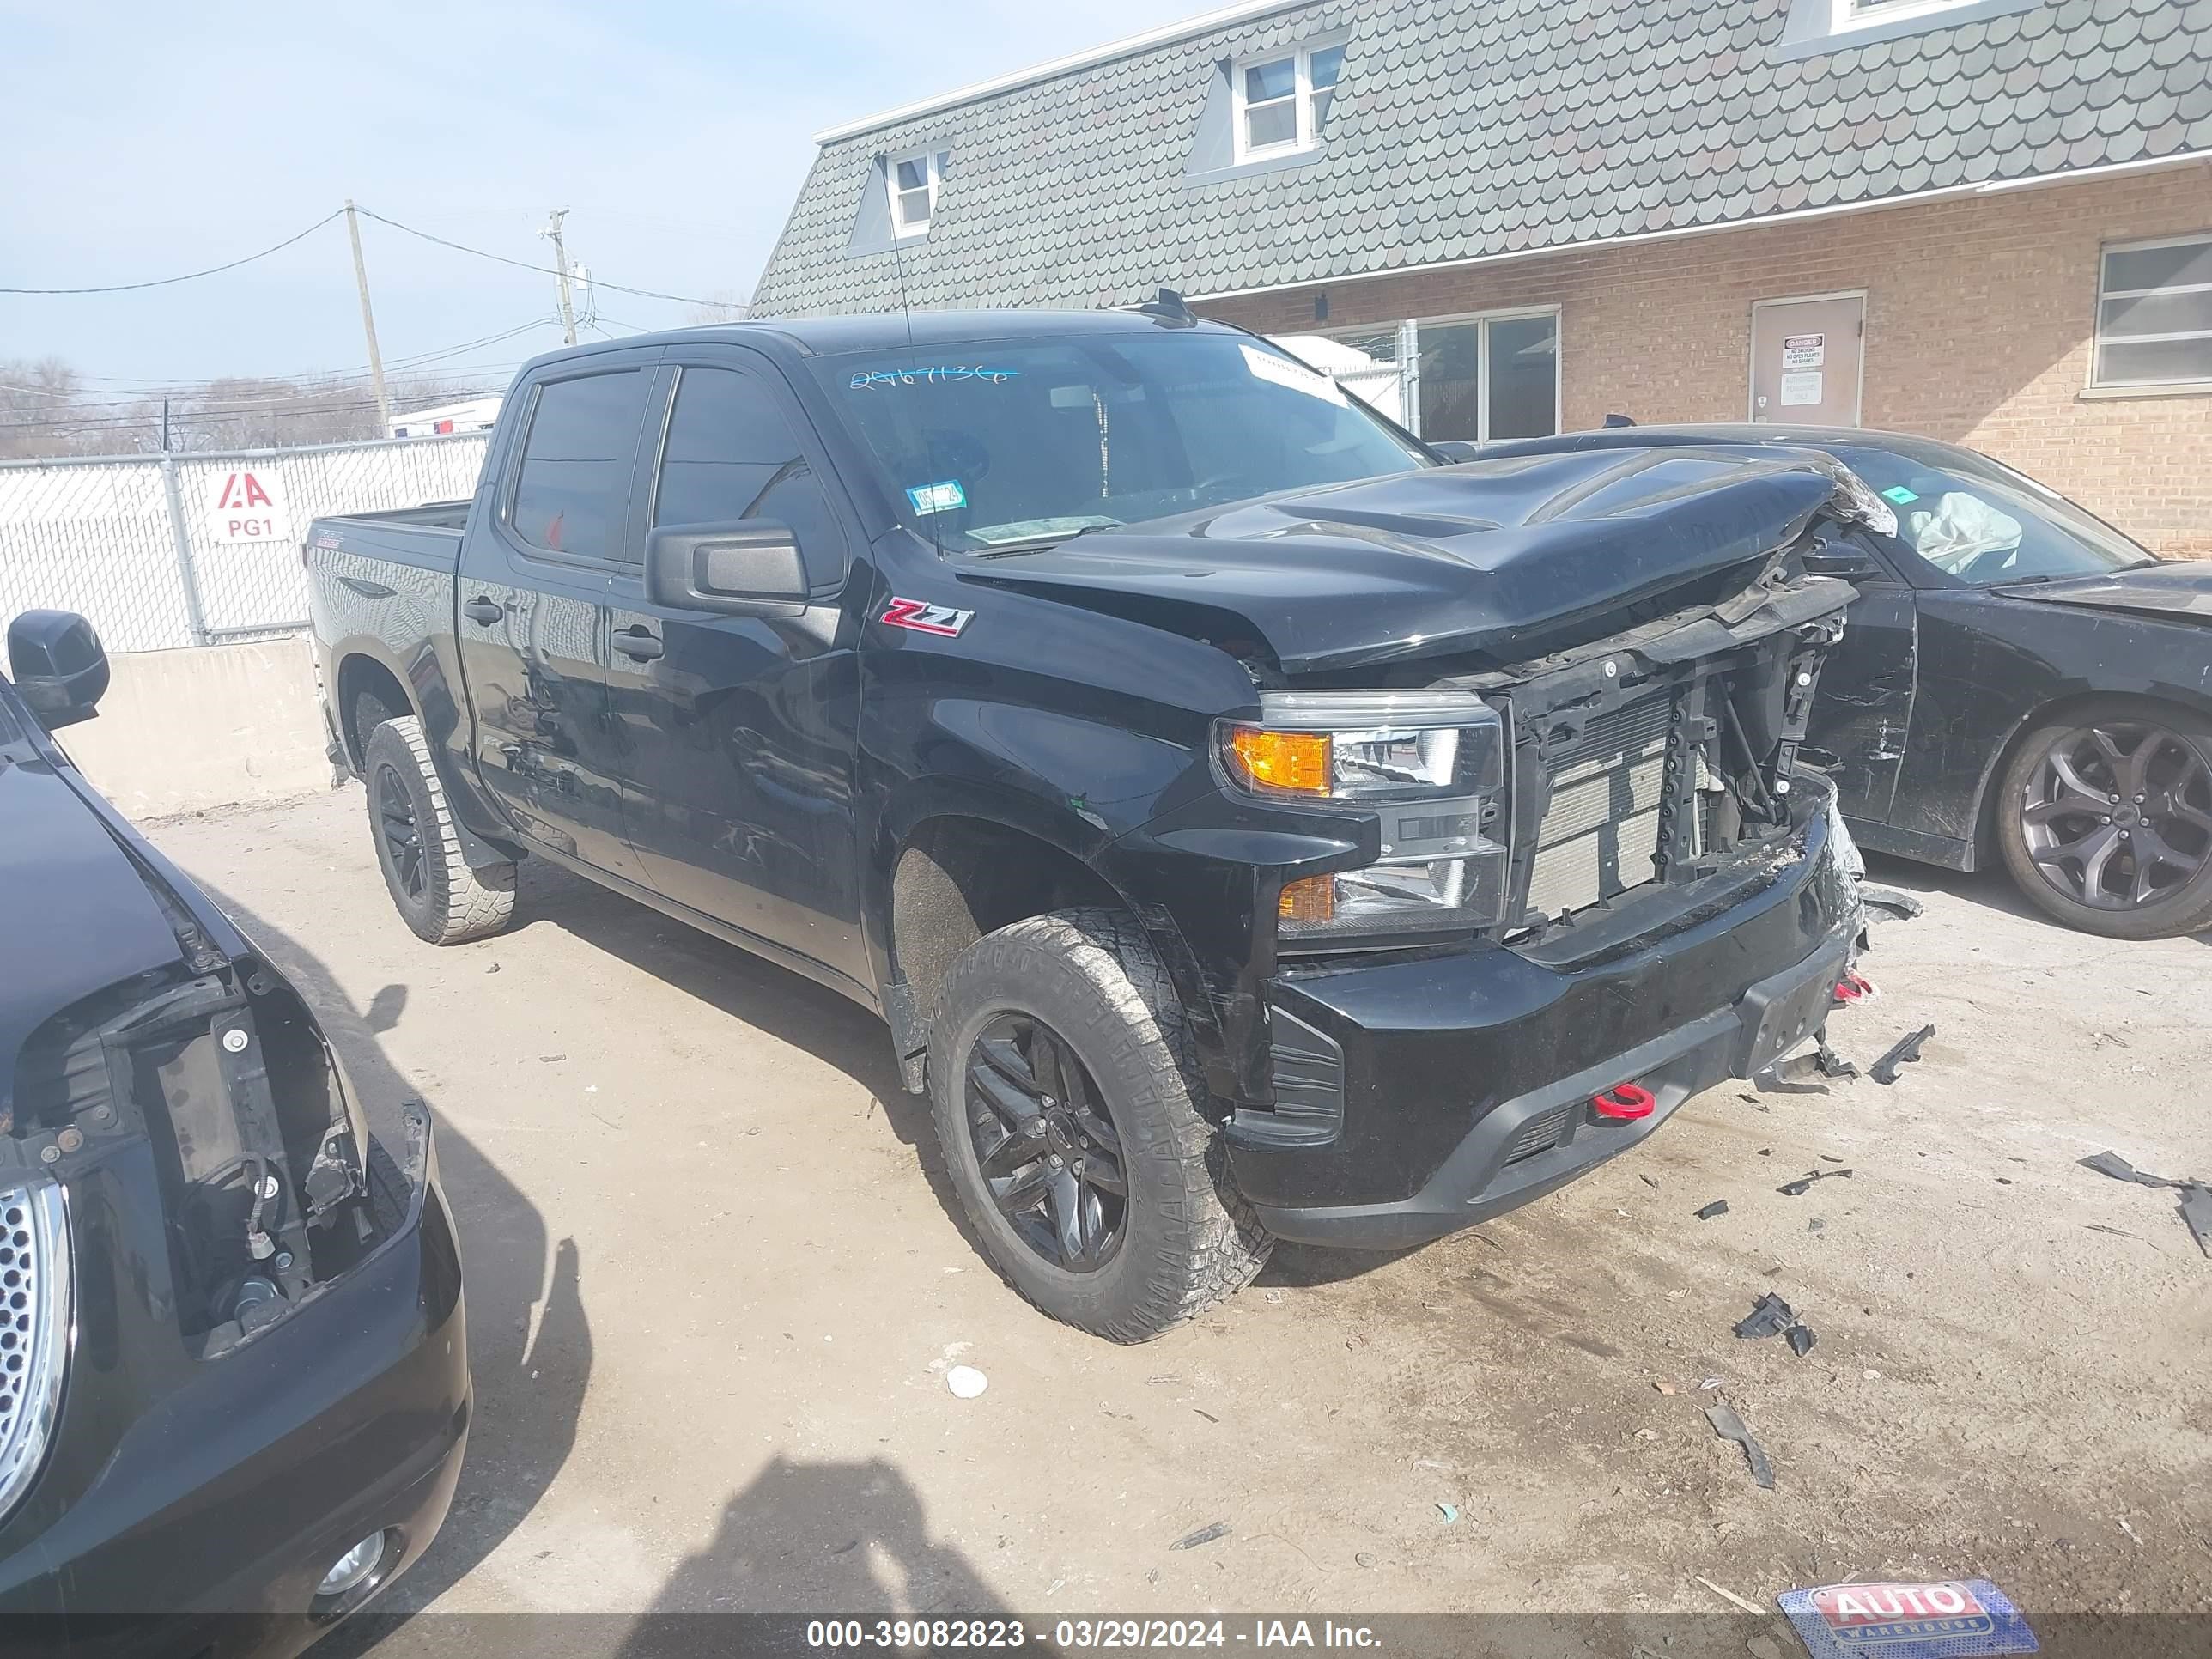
[199,884,592,1656]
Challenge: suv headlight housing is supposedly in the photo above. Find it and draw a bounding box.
[1219,690,1510,943]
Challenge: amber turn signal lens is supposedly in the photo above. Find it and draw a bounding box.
[1228,727,1332,794]
[1278,875,1336,922]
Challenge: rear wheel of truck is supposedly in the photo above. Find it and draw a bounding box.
[927,908,1272,1343]
[362,714,517,945]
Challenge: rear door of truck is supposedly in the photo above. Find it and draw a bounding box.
[453,348,662,885]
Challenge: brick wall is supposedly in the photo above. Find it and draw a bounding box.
[1202,164,2212,559]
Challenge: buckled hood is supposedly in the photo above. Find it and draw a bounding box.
[957,447,1872,674]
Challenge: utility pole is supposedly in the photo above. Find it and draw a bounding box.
[541,209,578,345]
[344,199,392,432]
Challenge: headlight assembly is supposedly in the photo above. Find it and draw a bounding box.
[1219,691,1511,943]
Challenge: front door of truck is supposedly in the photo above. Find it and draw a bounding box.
[604,349,868,987]
[455,352,660,885]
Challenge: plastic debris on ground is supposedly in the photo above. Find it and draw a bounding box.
[1859,885,1927,923]
[1778,1579,2037,1658]
[1170,1522,1231,1551]
[1779,1168,1853,1196]
[1696,1200,1730,1220]
[2079,1150,2212,1259]
[945,1364,989,1399]
[1734,1292,1797,1340]
[1869,1023,1936,1085]
[1435,1503,1460,1525]
[1787,1322,1818,1356]
[1704,1402,1775,1489]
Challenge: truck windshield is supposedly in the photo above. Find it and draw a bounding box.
[813,333,1430,550]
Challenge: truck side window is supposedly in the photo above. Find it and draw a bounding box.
[511,369,649,562]
[654,367,847,587]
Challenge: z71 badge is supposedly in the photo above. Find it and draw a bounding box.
[880,597,975,637]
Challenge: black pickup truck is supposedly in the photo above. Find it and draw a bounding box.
[306,306,1870,1342]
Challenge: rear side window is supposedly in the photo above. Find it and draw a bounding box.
[511,369,649,562]
[653,366,847,587]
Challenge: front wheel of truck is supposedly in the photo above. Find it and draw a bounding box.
[928,908,1272,1342]
[362,714,517,945]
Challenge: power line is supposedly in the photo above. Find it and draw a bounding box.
[354,205,738,312]
[0,210,346,295]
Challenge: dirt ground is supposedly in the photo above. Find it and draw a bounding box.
[149,788,2210,1641]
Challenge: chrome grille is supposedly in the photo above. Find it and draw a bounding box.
[0,1181,70,1525]
[1525,691,1675,920]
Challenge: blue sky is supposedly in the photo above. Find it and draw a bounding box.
[0,0,1204,392]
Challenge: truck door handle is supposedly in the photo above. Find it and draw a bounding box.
[463,596,504,625]
[613,627,664,661]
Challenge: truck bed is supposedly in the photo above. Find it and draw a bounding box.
[309,501,470,572]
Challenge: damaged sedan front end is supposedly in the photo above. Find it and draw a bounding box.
[0,611,467,1657]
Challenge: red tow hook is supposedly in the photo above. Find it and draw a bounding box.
[1832,970,1875,1006]
[1590,1082,1656,1121]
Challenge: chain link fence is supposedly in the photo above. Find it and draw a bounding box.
[0,433,489,653]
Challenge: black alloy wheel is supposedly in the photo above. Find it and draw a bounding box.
[2019,720,2212,910]
[374,761,428,902]
[962,1012,1127,1273]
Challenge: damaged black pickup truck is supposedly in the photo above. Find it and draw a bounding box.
[306,307,1869,1342]
[0,611,467,1653]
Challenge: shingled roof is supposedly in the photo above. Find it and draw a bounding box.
[749,0,2212,318]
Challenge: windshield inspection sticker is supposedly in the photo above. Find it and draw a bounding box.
[1239,343,1347,405]
[907,480,968,516]
[1778,1580,2037,1659]
[880,597,975,638]
[1883,484,1921,506]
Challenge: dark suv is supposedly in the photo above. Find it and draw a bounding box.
[0,610,468,1656]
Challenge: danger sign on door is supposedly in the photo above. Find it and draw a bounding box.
[204,471,291,544]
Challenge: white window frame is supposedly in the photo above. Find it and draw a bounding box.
[2092,231,2212,392]
[1230,38,1345,164]
[1316,309,1562,440]
[1831,0,1977,31]
[888,149,940,240]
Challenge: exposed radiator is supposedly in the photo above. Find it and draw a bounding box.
[1524,690,1675,921]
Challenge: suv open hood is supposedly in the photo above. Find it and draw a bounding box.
[957,448,1864,674]
[1993,560,2212,623]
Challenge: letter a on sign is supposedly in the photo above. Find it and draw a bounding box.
[204,470,291,544]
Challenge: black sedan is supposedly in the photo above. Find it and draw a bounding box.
[1476,427,2212,939]
[0,611,469,1653]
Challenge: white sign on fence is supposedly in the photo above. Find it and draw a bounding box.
[205,468,292,544]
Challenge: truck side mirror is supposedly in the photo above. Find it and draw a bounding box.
[1428,440,1482,464]
[645,520,809,616]
[7,609,110,729]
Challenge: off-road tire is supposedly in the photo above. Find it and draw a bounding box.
[928,908,1272,1342]
[1995,696,2212,941]
[362,714,517,945]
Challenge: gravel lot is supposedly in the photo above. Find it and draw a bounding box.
[149,788,2210,1643]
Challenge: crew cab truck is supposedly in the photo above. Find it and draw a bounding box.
[307,307,1869,1342]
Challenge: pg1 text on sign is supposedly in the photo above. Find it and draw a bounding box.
[205,471,291,544]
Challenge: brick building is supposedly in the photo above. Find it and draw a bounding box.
[752,0,2212,556]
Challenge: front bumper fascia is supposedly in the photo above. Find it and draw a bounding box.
[0,1110,470,1659]
[1233,806,1856,1249]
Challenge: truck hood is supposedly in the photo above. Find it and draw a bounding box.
[0,745,185,1126]
[1993,560,2212,623]
[957,448,1864,674]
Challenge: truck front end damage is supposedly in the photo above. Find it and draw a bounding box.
[1073,447,1877,1247]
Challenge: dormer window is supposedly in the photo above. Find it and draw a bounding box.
[1232,40,1344,162]
[890,150,944,239]
[1832,0,1976,29]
